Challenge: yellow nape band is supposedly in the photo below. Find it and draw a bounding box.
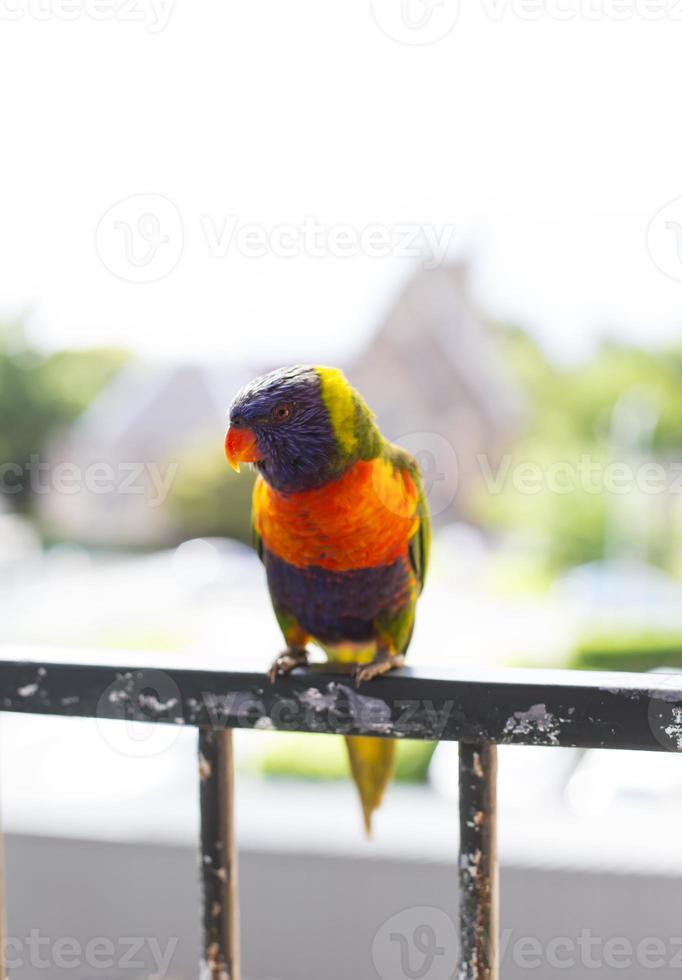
[316,366,358,455]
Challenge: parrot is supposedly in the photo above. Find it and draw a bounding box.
[224,364,431,833]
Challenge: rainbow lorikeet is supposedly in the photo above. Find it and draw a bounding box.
[224,365,431,833]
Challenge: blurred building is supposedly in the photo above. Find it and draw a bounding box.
[40,363,249,547]
[348,263,522,522]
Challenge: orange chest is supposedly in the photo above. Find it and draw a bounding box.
[253,458,419,571]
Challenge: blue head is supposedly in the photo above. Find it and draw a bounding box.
[226,365,341,493]
[225,364,382,493]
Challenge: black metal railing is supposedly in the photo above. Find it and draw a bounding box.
[0,655,681,979]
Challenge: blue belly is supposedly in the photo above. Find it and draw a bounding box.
[263,549,411,644]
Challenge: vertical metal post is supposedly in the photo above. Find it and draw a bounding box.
[199,728,241,980]
[458,741,498,980]
[0,803,6,980]
[0,721,7,980]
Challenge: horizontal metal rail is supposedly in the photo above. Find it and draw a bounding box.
[0,658,679,750]
[1,654,680,980]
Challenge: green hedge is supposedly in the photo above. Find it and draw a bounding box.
[257,732,437,783]
[570,631,682,673]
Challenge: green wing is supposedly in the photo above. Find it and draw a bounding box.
[408,465,431,594]
[386,445,431,593]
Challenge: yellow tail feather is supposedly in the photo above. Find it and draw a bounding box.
[344,735,395,836]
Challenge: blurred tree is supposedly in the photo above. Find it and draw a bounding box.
[0,326,129,511]
[481,329,682,571]
[556,342,682,450]
[571,629,682,673]
[39,346,131,419]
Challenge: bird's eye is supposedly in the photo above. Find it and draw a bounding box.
[271,403,290,422]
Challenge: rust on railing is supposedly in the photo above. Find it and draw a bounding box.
[459,742,498,980]
[199,728,241,980]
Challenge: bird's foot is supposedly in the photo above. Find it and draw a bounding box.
[268,647,309,684]
[352,653,405,687]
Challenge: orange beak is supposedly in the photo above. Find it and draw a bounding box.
[225,425,261,473]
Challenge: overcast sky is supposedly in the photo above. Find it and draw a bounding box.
[1,0,682,365]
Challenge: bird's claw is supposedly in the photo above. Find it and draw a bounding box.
[268,648,309,684]
[352,654,405,688]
